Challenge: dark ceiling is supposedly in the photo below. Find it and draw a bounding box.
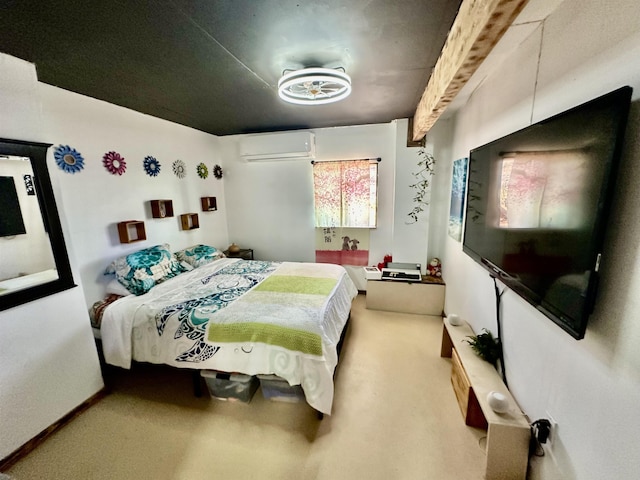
[0,0,461,136]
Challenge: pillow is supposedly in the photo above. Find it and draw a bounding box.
[105,278,132,296]
[106,244,187,295]
[174,244,225,268]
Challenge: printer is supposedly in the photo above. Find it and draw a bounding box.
[380,262,422,282]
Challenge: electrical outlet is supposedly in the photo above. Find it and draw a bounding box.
[545,411,558,445]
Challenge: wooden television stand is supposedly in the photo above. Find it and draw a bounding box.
[441,319,530,480]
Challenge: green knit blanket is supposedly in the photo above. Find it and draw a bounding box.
[206,269,341,356]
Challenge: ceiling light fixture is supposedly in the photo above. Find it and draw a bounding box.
[278,67,352,105]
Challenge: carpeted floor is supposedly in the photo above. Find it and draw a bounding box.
[5,294,486,479]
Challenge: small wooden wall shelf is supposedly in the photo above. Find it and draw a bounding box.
[150,199,174,218]
[117,221,146,243]
[180,213,200,230]
[200,196,217,212]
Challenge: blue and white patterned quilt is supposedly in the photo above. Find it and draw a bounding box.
[100,258,357,414]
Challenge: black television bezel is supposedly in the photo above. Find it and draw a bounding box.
[462,86,633,340]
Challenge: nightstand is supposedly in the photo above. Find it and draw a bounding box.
[224,248,254,260]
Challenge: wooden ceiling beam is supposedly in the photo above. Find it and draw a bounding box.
[412,0,529,140]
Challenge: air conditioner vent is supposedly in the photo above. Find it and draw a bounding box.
[239,131,315,162]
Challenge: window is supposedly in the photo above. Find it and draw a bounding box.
[312,159,378,228]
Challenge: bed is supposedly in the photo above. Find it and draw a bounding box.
[94,244,358,416]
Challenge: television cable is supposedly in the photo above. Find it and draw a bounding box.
[491,275,508,388]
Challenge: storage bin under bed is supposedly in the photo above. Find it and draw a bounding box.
[201,370,259,403]
[257,374,305,403]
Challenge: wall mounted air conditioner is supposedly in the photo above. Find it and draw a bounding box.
[239,131,315,162]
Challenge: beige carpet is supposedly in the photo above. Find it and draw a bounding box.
[6,294,486,480]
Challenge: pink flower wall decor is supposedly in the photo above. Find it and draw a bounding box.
[103,151,127,175]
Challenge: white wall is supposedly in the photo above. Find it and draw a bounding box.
[430,1,640,478]
[38,84,229,307]
[219,123,403,270]
[392,118,433,273]
[0,54,103,460]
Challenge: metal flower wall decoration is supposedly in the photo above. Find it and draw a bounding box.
[102,151,127,175]
[197,162,208,179]
[54,145,85,174]
[172,159,186,179]
[143,155,161,177]
[213,164,223,179]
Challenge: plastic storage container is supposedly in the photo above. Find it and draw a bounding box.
[257,374,305,403]
[201,370,259,403]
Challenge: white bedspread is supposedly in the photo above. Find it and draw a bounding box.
[100,258,357,414]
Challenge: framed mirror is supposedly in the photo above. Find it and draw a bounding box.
[0,137,75,311]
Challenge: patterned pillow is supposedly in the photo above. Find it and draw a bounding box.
[174,244,225,268]
[106,244,187,295]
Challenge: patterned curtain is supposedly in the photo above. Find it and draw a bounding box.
[313,159,377,228]
[313,159,377,266]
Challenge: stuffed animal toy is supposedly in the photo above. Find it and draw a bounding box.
[427,257,442,277]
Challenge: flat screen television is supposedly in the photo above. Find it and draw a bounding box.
[0,176,27,237]
[462,86,632,339]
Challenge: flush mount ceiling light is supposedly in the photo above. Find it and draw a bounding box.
[278,67,352,105]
